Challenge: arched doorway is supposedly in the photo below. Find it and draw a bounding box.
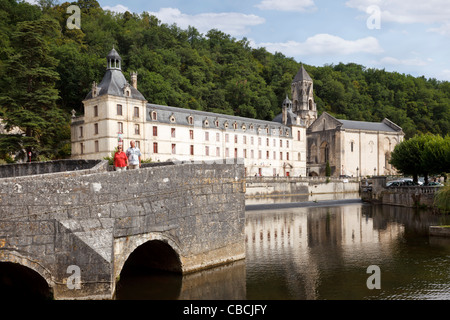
[0,262,53,300]
[115,240,183,300]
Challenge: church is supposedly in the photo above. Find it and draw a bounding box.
[70,48,404,177]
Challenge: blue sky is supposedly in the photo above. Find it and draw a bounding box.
[95,1,449,81]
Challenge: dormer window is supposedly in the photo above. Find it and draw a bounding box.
[224,121,229,129]
[204,119,209,127]
[188,116,194,125]
[170,114,176,123]
[151,111,157,121]
[233,122,238,130]
[123,83,131,97]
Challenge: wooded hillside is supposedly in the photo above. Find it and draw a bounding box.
[1,0,449,161]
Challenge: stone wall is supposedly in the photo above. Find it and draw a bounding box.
[362,176,440,209]
[0,160,245,299]
[0,159,107,178]
[245,177,360,199]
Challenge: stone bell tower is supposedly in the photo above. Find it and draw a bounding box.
[291,65,317,127]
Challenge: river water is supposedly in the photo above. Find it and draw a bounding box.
[116,200,450,300]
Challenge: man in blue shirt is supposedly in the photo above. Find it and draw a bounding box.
[126,140,141,169]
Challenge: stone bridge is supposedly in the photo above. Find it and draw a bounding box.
[0,160,245,299]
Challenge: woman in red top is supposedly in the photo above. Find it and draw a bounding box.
[113,146,128,171]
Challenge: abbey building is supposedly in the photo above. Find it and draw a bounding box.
[71,48,404,177]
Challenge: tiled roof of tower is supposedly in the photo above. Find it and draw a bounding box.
[293,65,312,82]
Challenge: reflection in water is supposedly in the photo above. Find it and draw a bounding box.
[116,203,450,300]
[246,204,450,300]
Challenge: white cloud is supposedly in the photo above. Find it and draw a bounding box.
[256,33,383,57]
[147,8,265,37]
[346,0,450,26]
[377,56,430,66]
[103,4,130,13]
[255,0,316,12]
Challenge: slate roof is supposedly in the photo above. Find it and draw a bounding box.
[84,69,146,101]
[338,119,400,132]
[147,103,293,136]
[293,65,312,82]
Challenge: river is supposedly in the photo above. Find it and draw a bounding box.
[116,200,450,300]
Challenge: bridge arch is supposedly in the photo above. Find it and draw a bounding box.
[0,252,54,299]
[113,233,183,292]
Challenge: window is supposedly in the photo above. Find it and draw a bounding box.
[298,152,301,161]
[134,107,139,118]
[188,116,193,125]
[234,148,238,158]
[251,136,254,145]
[190,130,194,140]
[244,149,247,158]
[216,132,220,142]
[205,132,209,141]
[286,152,289,160]
[266,138,269,147]
[79,126,83,138]
[266,151,269,159]
[171,128,176,138]
[258,150,261,159]
[280,152,283,160]
[135,141,140,149]
[190,145,194,156]
[205,146,209,156]
[226,134,229,143]
[225,148,229,157]
[243,136,247,144]
[153,142,158,153]
[235,135,238,143]
[258,137,261,146]
[153,126,158,136]
[297,130,301,141]
[351,141,354,152]
[216,147,220,157]
[80,143,84,154]
[215,120,219,127]
[273,139,276,147]
[233,122,238,130]
[94,123,98,135]
[117,104,122,116]
[95,140,99,152]
[172,144,176,154]
[287,140,289,148]
[118,122,123,134]
[273,151,276,160]
[280,140,283,148]
[94,105,98,117]
[251,150,254,159]
[135,124,140,135]
[151,111,157,120]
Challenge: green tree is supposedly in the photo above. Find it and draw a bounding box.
[390,133,449,184]
[0,17,68,160]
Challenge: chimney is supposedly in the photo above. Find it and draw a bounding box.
[131,72,137,89]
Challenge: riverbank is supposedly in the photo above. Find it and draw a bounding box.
[245,198,363,211]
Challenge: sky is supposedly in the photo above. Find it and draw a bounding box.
[54,1,450,81]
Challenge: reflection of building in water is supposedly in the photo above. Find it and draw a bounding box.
[245,205,404,298]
